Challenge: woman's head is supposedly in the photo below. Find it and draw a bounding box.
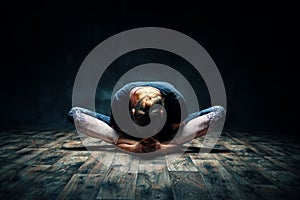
[131,95,165,126]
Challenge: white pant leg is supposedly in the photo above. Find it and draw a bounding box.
[174,106,226,145]
[73,109,120,144]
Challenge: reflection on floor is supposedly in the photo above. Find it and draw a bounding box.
[0,129,299,199]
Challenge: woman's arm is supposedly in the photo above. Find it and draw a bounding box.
[115,134,142,153]
[116,143,141,152]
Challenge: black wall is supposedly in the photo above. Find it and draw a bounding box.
[1,1,297,133]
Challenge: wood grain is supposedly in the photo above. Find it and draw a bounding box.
[136,166,173,200]
[96,154,139,199]
[57,174,105,200]
[0,129,300,199]
[169,171,210,200]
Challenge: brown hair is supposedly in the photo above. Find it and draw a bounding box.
[132,95,165,126]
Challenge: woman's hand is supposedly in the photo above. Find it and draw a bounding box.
[116,135,180,153]
[139,137,162,153]
[116,137,163,153]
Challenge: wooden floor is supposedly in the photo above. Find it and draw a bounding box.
[0,129,299,200]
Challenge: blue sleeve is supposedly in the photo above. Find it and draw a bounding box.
[166,92,188,124]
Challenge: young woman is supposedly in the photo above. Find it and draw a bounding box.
[67,81,226,153]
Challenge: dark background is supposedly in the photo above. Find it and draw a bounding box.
[1,1,297,133]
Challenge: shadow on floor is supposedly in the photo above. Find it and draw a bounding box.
[61,144,231,154]
[184,146,231,153]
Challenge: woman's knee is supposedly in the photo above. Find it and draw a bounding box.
[211,105,226,119]
[67,107,85,123]
[205,105,226,130]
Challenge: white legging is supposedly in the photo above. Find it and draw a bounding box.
[69,105,226,145]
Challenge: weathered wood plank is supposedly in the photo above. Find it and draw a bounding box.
[0,139,33,151]
[264,156,300,176]
[0,171,48,199]
[138,156,167,173]
[215,163,251,184]
[214,154,272,185]
[1,129,300,200]
[0,162,68,199]
[169,171,210,200]
[32,155,93,199]
[55,151,90,165]
[0,163,19,183]
[240,156,284,171]
[191,158,248,200]
[250,143,286,156]
[136,165,173,200]
[257,170,300,199]
[189,152,216,161]
[96,154,139,199]
[21,149,67,166]
[222,144,257,156]
[57,174,105,200]
[40,132,74,148]
[12,147,49,164]
[166,154,198,172]
[78,152,115,174]
[220,131,244,144]
[251,185,286,200]
[228,133,287,156]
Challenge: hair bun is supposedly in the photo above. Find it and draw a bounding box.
[132,95,165,126]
